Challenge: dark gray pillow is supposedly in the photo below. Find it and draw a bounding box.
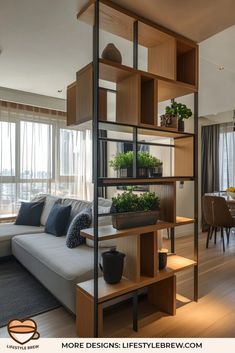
[15,201,45,226]
[45,204,71,237]
[66,209,91,248]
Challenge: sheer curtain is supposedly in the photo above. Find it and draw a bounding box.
[0,102,92,214]
[219,122,235,190]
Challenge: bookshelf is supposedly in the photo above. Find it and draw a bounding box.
[72,0,199,338]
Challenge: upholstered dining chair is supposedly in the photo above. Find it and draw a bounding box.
[203,195,235,252]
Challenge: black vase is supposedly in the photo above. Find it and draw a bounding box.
[178,120,185,132]
[158,250,168,270]
[100,249,125,284]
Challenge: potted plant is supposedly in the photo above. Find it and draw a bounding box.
[111,190,160,229]
[109,151,133,177]
[109,151,163,178]
[162,101,192,132]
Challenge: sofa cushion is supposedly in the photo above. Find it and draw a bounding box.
[12,233,97,313]
[62,198,92,224]
[40,195,62,226]
[45,204,71,237]
[0,223,44,257]
[0,224,45,242]
[15,201,45,226]
[66,209,91,248]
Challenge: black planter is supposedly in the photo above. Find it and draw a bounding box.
[100,249,125,284]
[112,210,159,230]
[158,250,168,270]
[117,167,132,178]
[150,166,163,177]
[138,167,150,178]
[178,120,185,132]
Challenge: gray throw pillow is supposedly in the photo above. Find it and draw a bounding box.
[66,209,92,248]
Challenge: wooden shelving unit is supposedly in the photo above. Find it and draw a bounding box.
[73,0,199,338]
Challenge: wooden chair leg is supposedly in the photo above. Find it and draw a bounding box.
[210,227,214,240]
[221,227,225,252]
[206,226,211,248]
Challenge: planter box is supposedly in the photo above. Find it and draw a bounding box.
[150,166,163,177]
[112,210,159,230]
[117,168,133,178]
[160,114,178,130]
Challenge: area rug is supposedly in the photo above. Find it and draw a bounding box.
[0,256,61,327]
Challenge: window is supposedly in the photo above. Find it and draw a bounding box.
[0,107,92,214]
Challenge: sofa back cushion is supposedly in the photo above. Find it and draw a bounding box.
[62,198,92,224]
[45,204,71,237]
[15,201,45,227]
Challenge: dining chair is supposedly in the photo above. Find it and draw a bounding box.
[202,195,217,248]
[203,195,235,252]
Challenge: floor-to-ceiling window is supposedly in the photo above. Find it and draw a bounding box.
[0,103,92,214]
[219,123,235,191]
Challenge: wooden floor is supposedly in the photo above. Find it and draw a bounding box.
[1,231,235,338]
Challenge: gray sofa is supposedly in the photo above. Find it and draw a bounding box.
[0,195,113,313]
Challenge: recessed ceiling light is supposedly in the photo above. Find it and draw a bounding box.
[57,89,63,93]
[219,65,224,71]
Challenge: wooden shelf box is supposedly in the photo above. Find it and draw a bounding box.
[176,40,198,86]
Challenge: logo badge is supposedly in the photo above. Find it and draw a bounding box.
[7,319,40,345]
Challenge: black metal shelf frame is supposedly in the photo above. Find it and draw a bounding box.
[92,0,199,337]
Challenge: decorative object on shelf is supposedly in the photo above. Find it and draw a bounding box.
[100,249,125,284]
[111,190,160,229]
[101,43,122,64]
[109,151,163,178]
[160,114,178,130]
[158,248,168,270]
[226,187,235,199]
[162,101,192,132]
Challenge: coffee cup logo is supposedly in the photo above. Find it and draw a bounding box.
[7,319,40,345]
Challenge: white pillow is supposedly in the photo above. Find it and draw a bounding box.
[40,195,62,226]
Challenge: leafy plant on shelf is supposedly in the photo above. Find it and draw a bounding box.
[165,101,192,121]
[138,152,162,168]
[109,151,133,170]
[111,190,160,213]
[109,151,162,170]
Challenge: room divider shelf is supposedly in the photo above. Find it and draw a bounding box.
[74,0,199,338]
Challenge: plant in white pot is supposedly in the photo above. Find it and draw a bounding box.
[226,187,235,199]
[111,190,160,230]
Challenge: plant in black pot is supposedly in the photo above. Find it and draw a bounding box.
[164,101,192,132]
[137,152,163,178]
[109,151,133,178]
[111,190,160,230]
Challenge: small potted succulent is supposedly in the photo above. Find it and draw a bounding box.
[161,101,192,132]
[109,151,163,178]
[109,151,133,178]
[111,190,160,229]
[226,187,235,199]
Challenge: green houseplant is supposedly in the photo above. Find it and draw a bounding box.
[164,101,192,132]
[109,151,163,178]
[111,190,160,229]
[161,102,192,131]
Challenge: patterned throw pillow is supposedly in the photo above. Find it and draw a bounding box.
[66,209,92,248]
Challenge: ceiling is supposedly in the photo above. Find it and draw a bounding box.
[0,0,235,101]
[112,0,235,42]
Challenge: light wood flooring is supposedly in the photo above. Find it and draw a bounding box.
[1,231,235,338]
